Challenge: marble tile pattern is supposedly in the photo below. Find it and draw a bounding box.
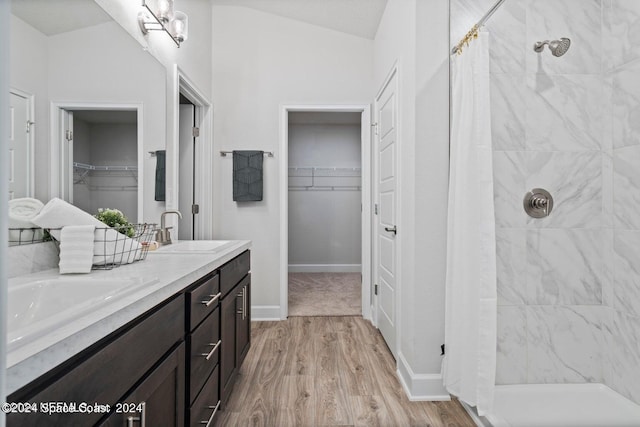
[606,310,640,404]
[612,60,640,149]
[496,306,528,384]
[603,0,640,70]
[526,306,604,383]
[526,74,604,152]
[526,229,604,306]
[613,230,640,317]
[613,145,640,229]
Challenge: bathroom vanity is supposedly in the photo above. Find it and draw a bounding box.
[5,241,251,427]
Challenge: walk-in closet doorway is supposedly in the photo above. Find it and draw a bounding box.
[52,104,143,223]
[280,106,372,319]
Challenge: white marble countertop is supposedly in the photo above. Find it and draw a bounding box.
[6,240,251,396]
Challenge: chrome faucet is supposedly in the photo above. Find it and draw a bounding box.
[156,210,182,245]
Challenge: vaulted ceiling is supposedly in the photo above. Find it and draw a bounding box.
[210,0,388,39]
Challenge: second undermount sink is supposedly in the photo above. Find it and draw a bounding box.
[7,276,159,351]
[153,240,234,253]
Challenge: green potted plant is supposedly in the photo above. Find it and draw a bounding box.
[94,208,135,238]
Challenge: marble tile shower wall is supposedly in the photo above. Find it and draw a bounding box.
[477,0,640,404]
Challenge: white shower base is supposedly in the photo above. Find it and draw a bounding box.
[472,384,640,427]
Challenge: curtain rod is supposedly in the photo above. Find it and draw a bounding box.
[451,0,507,55]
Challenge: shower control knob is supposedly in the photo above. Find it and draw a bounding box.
[523,188,553,218]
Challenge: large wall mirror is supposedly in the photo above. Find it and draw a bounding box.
[8,0,167,243]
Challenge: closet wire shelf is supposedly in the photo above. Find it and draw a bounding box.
[288,167,361,191]
[73,162,138,191]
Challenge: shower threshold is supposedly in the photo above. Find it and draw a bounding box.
[465,383,640,427]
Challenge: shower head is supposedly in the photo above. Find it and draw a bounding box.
[533,37,571,57]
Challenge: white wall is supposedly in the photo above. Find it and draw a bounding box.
[288,123,362,271]
[212,6,373,315]
[374,0,451,398]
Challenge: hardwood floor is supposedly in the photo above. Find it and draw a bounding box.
[214,317,476,427]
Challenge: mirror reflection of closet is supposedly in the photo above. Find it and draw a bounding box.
[65,109,139,222]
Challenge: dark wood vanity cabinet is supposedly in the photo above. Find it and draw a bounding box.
[6,249,250,427]
[7,295,185,427]
[219,251,251,408]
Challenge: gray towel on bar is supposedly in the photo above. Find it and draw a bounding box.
[233,150,264,202]
[154,150,166,201]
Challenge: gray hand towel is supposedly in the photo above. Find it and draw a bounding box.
[233,151,264,202]
[154,150,166,201]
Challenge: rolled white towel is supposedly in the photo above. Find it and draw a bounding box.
[59,225,95,274]
[8,198,44,243]
[32,198,142,265]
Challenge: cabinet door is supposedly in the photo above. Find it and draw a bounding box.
[236,275,251,368]
[100,343,185,427]
[220,291,237,405]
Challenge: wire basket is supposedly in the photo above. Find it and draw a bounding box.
[8,228,51,246]
[46,223,157,270]
[91,223,157,270]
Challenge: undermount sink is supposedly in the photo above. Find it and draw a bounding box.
[7,276,158,351]
[153,240,234,253]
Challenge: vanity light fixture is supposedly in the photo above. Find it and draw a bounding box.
[138,0,188,47]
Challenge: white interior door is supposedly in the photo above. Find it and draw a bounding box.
[375,70,398,358]
[8,91,31,199]
[178,104,195,240]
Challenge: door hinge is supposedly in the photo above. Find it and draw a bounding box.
[441,344,445,356]
[374,203,379,215]
[192,127,200,137]
[65,130,73,141]
[374,284,378,295]
[371,122,379,135]
[192,204,200,214]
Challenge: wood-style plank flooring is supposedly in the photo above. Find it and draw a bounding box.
[214,317,476,426]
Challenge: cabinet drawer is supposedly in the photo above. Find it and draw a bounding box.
[189,308,220,405]
[190,365,220,427]
[220,250,250,297]
[187,273,220,331]
[7,296,184,427]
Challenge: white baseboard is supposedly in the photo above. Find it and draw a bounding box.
[288,264,361,273]
[251,305,281,321]
[397,352,451,401]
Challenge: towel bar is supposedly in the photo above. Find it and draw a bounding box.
[220,151,274,157]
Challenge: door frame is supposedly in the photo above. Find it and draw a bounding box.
[279,104,373,321]
[168,65,213,239]
[50,102,144,222]
[9,88,35,198]
[373,63,401,356]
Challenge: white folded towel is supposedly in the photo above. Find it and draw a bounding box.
[31,198,142,265]
[8,198,44,243]
[58,225,95,274]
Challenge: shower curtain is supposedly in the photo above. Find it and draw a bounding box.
[443,30,497,416]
